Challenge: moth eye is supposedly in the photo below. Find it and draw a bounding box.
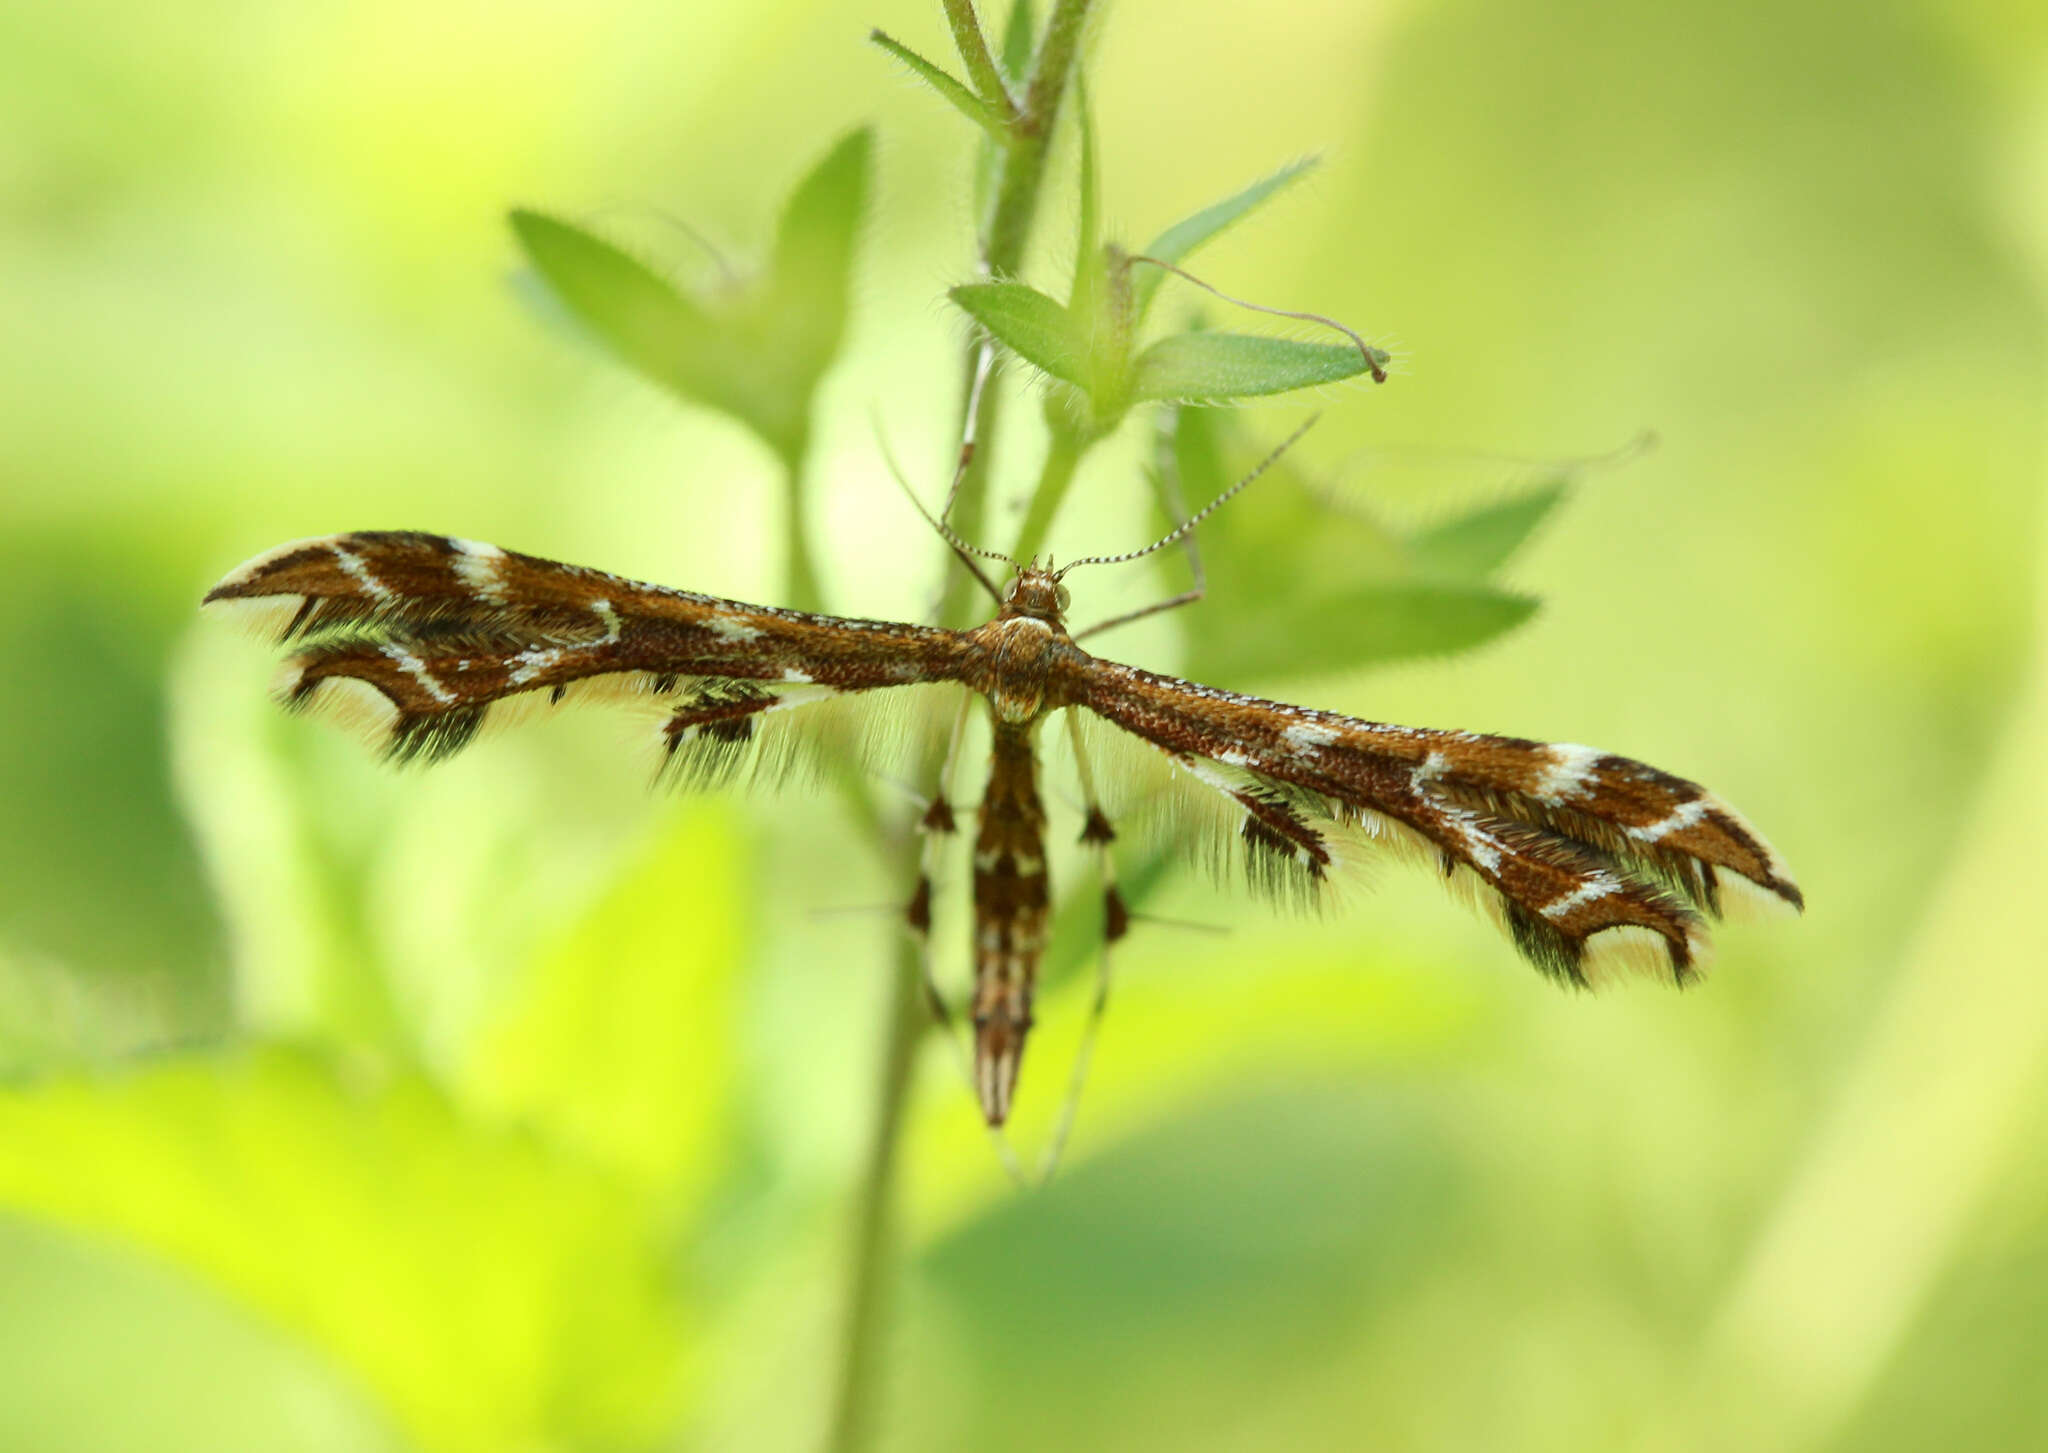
[1055,584,1071,612]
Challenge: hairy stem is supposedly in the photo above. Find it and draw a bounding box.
[824,928,929,1453]
[936,0,1097,629]
[778,428,828,615]
[942,0,1015,117]
[825,7,1100,1453]
[1007,421,1087,567]
[984,0,1091,272]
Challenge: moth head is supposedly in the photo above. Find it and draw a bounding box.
[1002,566,1070,624]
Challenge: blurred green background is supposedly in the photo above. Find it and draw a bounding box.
[3,0,2046,1450]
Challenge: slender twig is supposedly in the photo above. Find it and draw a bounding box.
[823,929,929,1453]
[943,341,997,523]
[1005,422,1087,570]
[778,427,829,616]
[942,0,1017,119]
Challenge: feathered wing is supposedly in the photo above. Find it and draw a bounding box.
[203,531,969,781]
[1072,659,1802,987]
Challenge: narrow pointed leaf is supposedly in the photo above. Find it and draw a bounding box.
[1132,332,1385,402]
[765,126,874,384]
[870,30,1004,139]
[510,209,738,417]
[1409,481,1567,579]
[506,264,590,347]
[950,281,1085,387]
[1134,156,1319,320]
[940,0,1016,114]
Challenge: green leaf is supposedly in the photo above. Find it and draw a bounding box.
[923,1090,1461,1348]
[1132,332,1386,402]
[0,1047,689,1453]
[1133,156,1319,320]
[0,1214,402,1452]
[510,208,740,420]
[515,146,874,467]
[1187,579,1537,684]
[764,126,874,386]
[464,805,745,1204]
[1409,480,1567,579]
[1156,408,1542,684]
[951,281,1085,387]
[869,30,1003,139]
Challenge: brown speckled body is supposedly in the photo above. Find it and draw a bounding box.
[967,719,1048,1124]
[952,574,1080,1122]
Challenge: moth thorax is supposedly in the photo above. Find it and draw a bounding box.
[979,616,1060,722]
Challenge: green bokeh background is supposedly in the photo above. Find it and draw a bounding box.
[4,1,2045,1450]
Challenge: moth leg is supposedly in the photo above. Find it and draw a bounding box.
[1072,583,1204,643]
[1035,711,1130,1184]
[907,695,972,1030]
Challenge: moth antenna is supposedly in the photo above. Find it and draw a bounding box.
[1130,255,1389,384]
[870,408,1014,602]
[1060,414,1318,574]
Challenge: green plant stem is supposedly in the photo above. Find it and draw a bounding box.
[1007,422,1087,566]
[826,8,1097,1451]
[935,0,1097,630]
[984,0,1091,272]
[823,5,1105,1442]
[942,0,1014,117]
[779,431,828,616]
[823,928,928,1453]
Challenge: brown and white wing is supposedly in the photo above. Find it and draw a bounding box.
[204,531,968,782]
[1073,659,1802,987]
